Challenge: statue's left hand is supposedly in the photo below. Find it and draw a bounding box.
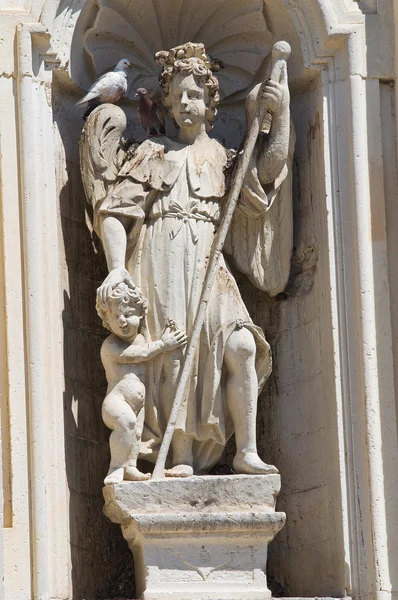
[98,267,133,304]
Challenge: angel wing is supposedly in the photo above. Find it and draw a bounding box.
[79,103,127,215]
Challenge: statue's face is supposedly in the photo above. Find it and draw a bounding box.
[106,303,142,340]
[169,73,207,128]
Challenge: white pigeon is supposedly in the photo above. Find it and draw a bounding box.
[76,58,131,107]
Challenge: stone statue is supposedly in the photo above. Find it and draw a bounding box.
[80,41,294,479]
[96,281,187,484]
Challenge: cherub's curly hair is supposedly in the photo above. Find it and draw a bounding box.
[96,281,148,332]
[155,43,221,130]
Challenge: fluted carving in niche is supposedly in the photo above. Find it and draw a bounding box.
[71,0,274,102]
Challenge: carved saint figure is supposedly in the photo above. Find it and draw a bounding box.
[81,42,294,478]
[97,281,187,484]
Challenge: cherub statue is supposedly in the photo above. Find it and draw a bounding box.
[96,281,187,484]
[81,41,294,478]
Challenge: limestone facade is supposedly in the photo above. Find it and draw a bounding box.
[0,0,398,599]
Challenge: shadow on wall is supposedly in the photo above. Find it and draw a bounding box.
[54,80,136,600]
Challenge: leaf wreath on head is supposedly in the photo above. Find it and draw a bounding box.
[155,43,225,130]
[155,42,225,72]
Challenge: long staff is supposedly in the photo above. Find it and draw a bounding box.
[151,41,291,480]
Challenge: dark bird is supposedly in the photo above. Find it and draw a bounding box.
[136,88,165,136]
[76,58,131,119]
[207,54,226,72]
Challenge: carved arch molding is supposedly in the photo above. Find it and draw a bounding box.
[45,0,363,100]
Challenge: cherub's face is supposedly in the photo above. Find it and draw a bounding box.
[106,302,142,341]
[169,74,207,128]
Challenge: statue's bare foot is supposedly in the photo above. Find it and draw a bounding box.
[233,453,279,475]
[104,467,124,485]
[165,464,194,478]
[124,466,150,481]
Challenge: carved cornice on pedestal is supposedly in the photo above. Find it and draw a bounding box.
[104,475,285,600]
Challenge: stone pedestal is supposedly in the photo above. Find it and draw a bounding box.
[103,475,285,600]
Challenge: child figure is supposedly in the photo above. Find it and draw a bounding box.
[96,281,187,485]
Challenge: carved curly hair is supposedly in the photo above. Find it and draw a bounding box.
[155,43,221,130]
[96,281,148,332]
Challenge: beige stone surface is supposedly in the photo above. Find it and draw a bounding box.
[104,475,285,600]
[0,0,398,599]
[104,474,281,517]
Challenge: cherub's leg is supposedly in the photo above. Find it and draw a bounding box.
[124,405,150,481]
[102,393,148,484]
[224,328,278,475]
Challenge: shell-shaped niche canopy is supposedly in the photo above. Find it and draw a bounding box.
[71,0,274,102]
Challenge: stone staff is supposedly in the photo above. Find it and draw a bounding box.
[151,40,291,480]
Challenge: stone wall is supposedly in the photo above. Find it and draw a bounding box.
[1,0,398,599]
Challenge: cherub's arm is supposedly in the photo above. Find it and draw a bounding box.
[117,339,166,363]
[117,327,187,364]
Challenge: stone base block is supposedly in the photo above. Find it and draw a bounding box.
[103,475,285,600]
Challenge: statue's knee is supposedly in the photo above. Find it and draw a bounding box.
[226,328,256,363]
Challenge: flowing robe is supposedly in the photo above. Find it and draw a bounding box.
[95,134,291,472]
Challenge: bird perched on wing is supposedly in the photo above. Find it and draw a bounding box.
[76,58,131,118]
[136,88,165,136]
